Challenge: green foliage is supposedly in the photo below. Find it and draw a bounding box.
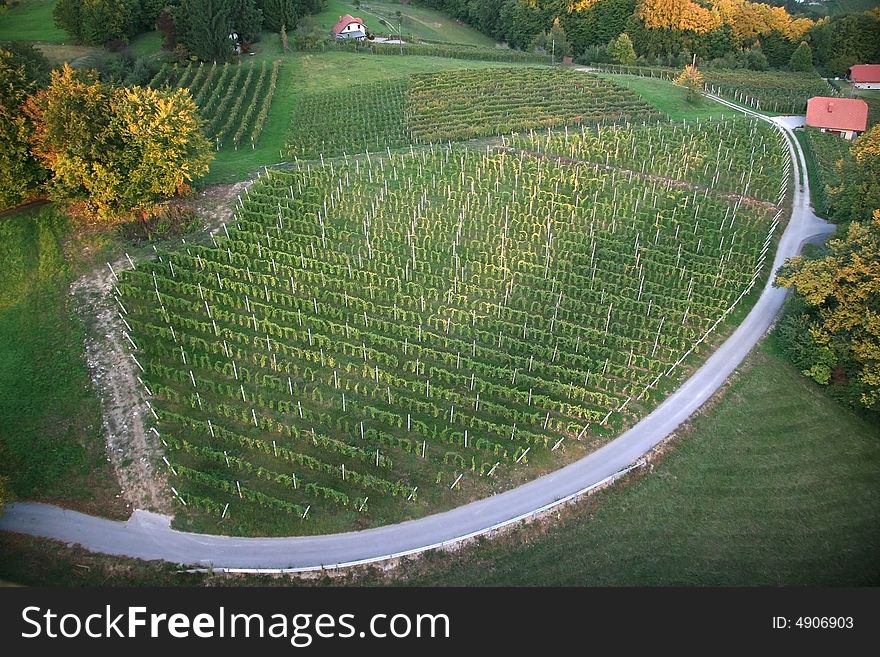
[827,125,880,225]
[26,65,212,221]
[174,0,237,61]
[0,48,47,209]
[608,32,636,65]
[776,211,880,409]
[0,475,10,512]
[260,0,300,32]
[807,9,880,77]
[789,41,813,72]
[52,0,142,46]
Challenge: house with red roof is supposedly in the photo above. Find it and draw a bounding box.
[849,64,880,90]
[331,14,367,41]
[805,96,869,141]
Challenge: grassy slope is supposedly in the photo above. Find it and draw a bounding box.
[388,340,880,586]
[0,0,67,42]
[205,51,537,183]
[2,339,877,585]
[0,206,123,516]
[315,0,496,46]
[596,73,735,120]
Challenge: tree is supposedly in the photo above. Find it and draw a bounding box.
[280,23,290,53]
[775,210,880,409]
[788,40,812,72]
[175,0,264,60]
[828,125,880,225]
[673,63,704,102]
[25,65,212,221]
[52,0,141,46]
[548,16,572,58]
[294,14,323,50]
[608,32,636,65]
[0,49,48,209]
[260,0,300,32]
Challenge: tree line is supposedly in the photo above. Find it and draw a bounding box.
[53,0,326,60]
[414,0,880,76]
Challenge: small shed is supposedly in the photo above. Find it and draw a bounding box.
[805,96,869,140]
[849,64,880,90]
[332,14,367,41]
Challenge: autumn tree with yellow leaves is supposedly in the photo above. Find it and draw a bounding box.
[25,65,213,222]
[775,210,880,410]
[673,64,704,101]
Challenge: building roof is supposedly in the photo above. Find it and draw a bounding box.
[331,14,364,36]
[805,96,869,133]
[849,64,880,83]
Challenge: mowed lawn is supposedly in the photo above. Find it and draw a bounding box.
[314,0,497,46]
[597,73,737,121]
[0,207,122,516]
[0,0,68,42]
[386,342,880,586]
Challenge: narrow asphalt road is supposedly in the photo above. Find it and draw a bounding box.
[0,104,835,571]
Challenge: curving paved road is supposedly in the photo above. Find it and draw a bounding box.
[0,103,835,572]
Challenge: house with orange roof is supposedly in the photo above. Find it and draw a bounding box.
[805,96,869,141]
[331,14,367,41]
[849,64,880,90]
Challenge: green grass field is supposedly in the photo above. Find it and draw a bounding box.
[314,0,497,46]
[0,0,68,42]
[1,337,876,585]
[596,74,735,121]
[0,206,122,516]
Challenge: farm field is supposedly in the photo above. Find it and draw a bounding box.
[116,107,789,535]
[286,68,663,158]
[151,61,282,151]
[508,117,788,203]
[4,338,877,586]
[206,53,553,183]
[592,64,836,114]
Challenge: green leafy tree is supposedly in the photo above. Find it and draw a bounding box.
[175,0,236,60]
[53,0,141,46]
[828,125,880,225]
[776,210,880,409]
[608,32,637,65]
[25,65,212,221]
[294,14,323,50]
[548,16,572,57]
[0,49,48,209]
[789,40,812,72]
[260,0,300,32]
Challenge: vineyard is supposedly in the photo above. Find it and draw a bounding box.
[506,117,788,203]
[286,68,662,158]
[150,61,281,151]
[589,64,837,113]
[116,115,788,535]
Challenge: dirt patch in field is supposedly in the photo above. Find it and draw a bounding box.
[191,182,252,234]
[71,257,173,515]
